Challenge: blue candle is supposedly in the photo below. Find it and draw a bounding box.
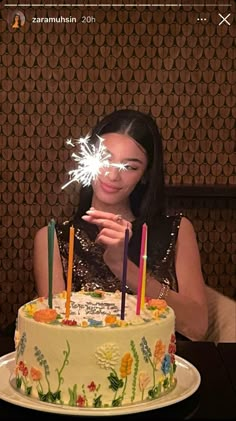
[120,226,129,320]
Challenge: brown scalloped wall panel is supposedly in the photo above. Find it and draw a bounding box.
[181,206,235,298]
[0,4,235,329]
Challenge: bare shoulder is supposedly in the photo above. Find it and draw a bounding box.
[176,215,203,281]
[34,226,48,242]
[180,216,194,231]
[179,216,196,237]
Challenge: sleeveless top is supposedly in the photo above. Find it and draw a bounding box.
[55,214,182,294]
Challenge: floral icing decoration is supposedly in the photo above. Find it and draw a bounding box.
[16,339,71,403]
[88,319,103,327]
[62,319,78,326]
[15,360,32,396]
[24,303,38,317]
[116,319,129,327]
[105,315,117,325]
[15,332,177,407]
[146,298,167,310]
[58,290,67,299]
[153,340,166,368]
[130,340,139,402]
[86,290,105,299]
[33,308,58,323]
[161,354,171,376]
[30,366,42,382]
[16,331,26,362]
[120,352,133,378]
[95,343,120,369]
[139,335,176,399]
[139,371,151,399]
[15,291,177,408]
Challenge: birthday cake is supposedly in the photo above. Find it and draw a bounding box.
[14,290,177,408]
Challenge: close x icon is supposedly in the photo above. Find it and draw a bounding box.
[218,13,231,26]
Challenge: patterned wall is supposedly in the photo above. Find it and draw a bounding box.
[0,2,235,330]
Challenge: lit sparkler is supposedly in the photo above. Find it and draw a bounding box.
[62,135,128,189]
[62,135,108,188]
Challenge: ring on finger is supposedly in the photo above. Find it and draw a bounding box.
[115,214,123,224]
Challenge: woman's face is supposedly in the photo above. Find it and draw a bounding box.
[92,133,148,207]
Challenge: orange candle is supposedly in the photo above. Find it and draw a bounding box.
[65,225,75,318]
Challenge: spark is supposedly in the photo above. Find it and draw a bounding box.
[65,138,75,147]
[112,163,128,171]
[62,135,129,189]
[62,135,110,188]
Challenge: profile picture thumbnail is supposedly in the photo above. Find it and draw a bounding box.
[8,10,25,30]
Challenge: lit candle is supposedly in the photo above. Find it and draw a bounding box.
[141,224,148,309]
[136,223,147,315]
[48,218,55,308]
[65,225,75,318]
[120,226,129,320]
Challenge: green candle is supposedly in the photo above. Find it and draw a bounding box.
[48,218,55,308]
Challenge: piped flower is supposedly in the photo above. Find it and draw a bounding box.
[146,298,167,310]
[139,371,151,391]
[33,308,58,323]
[95,343,120,369]
[105,315,117,325]
[30,367,42,381]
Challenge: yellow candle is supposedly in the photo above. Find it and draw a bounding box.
[65,225,75,318]
[141,225,148,309]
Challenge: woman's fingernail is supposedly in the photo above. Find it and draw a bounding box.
[90,206,95,210]
[86,210,94,214]
[81,215,90,220]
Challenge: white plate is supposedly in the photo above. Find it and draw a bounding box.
[0,352,200,416]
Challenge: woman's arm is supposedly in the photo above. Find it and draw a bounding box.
[33,226,65,297]
[125,217,208,341]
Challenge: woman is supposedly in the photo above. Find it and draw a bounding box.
[11,13,21,29]
[34,109,208,341]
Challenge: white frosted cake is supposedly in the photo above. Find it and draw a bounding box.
[14,290,177,408]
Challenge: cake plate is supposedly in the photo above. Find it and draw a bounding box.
[0,352,201,416]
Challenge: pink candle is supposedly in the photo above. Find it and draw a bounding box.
[65,225,75,319]
[136,223,147,315]
[48,219,55,308]
[141,224,148,309]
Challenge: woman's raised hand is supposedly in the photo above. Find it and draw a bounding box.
[82,208,132,277]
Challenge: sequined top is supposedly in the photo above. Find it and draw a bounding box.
[55,214,182,294]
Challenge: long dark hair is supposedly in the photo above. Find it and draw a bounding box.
[74,109,166,226]
[12,13,21,27]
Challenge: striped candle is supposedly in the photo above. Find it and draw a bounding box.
[48,218,55,308]
[136,223,147,315]
[65,225,75,319]
[141,224,148,309]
